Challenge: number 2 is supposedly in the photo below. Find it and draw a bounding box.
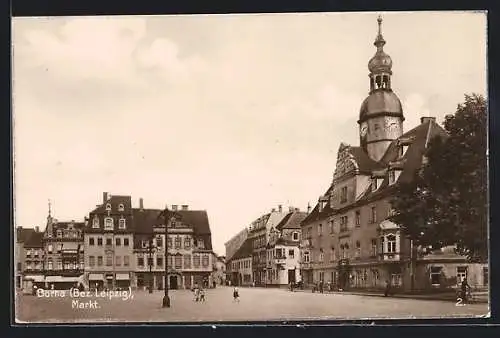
[456,297,464,306]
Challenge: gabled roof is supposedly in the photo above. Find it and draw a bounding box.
[89,195,133,215]
[24,231,44,248]
[349,146,385,173]
[301,185,334,226]
[276,211,308,230]
[229,238,253,261]
[17,227,35,243]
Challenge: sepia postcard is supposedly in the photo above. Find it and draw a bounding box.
[12,11,489,324]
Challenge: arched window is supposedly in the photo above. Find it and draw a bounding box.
[118,204,125,212]
[104,217,114,230]
[92,216,100,228]
[106,203,111,211]
[386,234,396,253]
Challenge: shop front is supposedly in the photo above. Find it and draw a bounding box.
[88,273,105,290]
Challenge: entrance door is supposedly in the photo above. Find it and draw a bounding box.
[169,275,178,290]
[288,269,296,284]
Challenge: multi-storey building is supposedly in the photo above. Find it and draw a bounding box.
[224,228,249,263]
[42,208,85,289]
[133,202,215,290]
[83,192,135,290]
[227,238,253,286]
[211,254,226,286]
[16,226,44,290]
[265,210,306,286]
[300,16,488,292]
[249,206,287,286]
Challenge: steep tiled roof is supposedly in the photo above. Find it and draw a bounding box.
[89,195,133,215]
[16,228,35,243]
[24,231,44,248]
[350,146,385,173]
[276,211,308,230]
[301,185,334,225]
[230,238,253,261]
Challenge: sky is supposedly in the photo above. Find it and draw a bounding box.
[12,11,487,255]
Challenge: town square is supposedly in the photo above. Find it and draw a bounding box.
[13,12,488,323]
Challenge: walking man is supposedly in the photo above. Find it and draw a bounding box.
[233,287,240,302]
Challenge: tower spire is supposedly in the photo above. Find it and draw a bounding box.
[48,199,52,217]
[374,15,386,49]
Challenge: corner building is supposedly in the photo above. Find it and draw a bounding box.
[300,17,488,292]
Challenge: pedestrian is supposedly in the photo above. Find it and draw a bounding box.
[233,287,240,302]
[384,280,391,297]
[193,285,200,302]
[319,280,324,293]
[199,288,206,302]
[461,277,470,304]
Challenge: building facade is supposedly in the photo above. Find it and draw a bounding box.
[16,226,45,291]
[83,192,135,290]
[224,228,249,263]
[133,202,215,290]
[249,206,288,286]
[43,212,85,289]
[211,254,226,286]
[265,210,306,286]
[227,238,253,286]
[299,16,488,292]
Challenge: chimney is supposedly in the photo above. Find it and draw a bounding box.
[271,208,276,212]
[420,116,436,124]
[172,205,178,211]
[103,192,108,203]
[289,206,294,213]
[307,202,312,214]
[35,226,39,232]
[139,198,144,210]
[182,205,188,211]
[278,205,282,213]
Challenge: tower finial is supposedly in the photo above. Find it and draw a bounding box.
[48,198,52,217]
[374,15,386,49]
[377,15,383,35]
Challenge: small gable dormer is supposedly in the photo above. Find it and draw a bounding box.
[371,169,386,191]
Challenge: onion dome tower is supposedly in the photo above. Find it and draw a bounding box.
[359,16,405,162]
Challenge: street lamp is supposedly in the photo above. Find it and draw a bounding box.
[160,206,173,308]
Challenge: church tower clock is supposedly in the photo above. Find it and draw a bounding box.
[359,16,404,162]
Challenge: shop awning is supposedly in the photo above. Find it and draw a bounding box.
[24,275,44,282]
[88,273,104,281]
[115,273,130,280]
[45,276,80,283]
[61,242,79,253]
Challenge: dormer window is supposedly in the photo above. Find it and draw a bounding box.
[92,216,100,228]
[340,186,348,203]
[372,178,378,190]
[118,204,125,212]
[104,217,114,230]
[389,169,402,185]
[106,203,112,211]
[56,230,62,238]
[118,218,126,229]
[400,145,409,157]
[292,232,299,241]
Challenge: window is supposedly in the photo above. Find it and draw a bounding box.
[47,245,53,253]
[391,273,402,286]
[193,254,201,268]
[329,220,334,233]
[119,218,126,229]
[106,238,112,246]
[157,257,163,267]
[138,257,144,267]
[389,170,396,184]
[371,239,377,257]
[106,203,111,211]
[106,254,112,266]
[175,237,181,249]
[47,260,53,270]
[156,237,163,248]
[92,216,100,228]
[184,237,191,249]
[175,255,182,269]
[457,266,468,285]
[371,269,379,286]
[370,206,377,223]
[198,239,205,249]
[124,238,129,246]
[430,266,442,285]
[115,256,121,266]
[340,244,349,259]
[104,217,114,230]
[372,178,378,190]
[289,249,295,258]
[386,235,396,253]
[355,241,361,258]
[292,232,299,241]
[400,145,409,157]
[330,248,335,262]
[340,186,348,203]
[319,271,324,282]
[483,267,489,286]
[124,256,129,266]
[57,230,62,238]
[167,237,172,248]
[303,251,310,263]
[147,257,154,267]
[97,256,103,266]
[319,249,324,262]
[355,210,361,226]
[88,256,95,267]
[318,224,323,236]
[184,255,191,269]
[202,254,209,267]
[118,203,125,212]
[340,216,348,232]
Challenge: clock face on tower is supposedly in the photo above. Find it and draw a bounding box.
[360,122,368,137]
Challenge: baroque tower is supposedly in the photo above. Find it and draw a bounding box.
[358,16,404,162]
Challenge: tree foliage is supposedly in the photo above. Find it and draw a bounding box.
[390,94,487,262]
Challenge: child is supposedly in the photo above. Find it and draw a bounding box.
[233,287,240,302]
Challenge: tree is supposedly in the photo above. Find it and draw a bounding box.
[390,94,487,262]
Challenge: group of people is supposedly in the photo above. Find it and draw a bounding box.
[192,284,206,302]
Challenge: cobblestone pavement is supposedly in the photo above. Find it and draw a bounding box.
[15,286,489,323]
